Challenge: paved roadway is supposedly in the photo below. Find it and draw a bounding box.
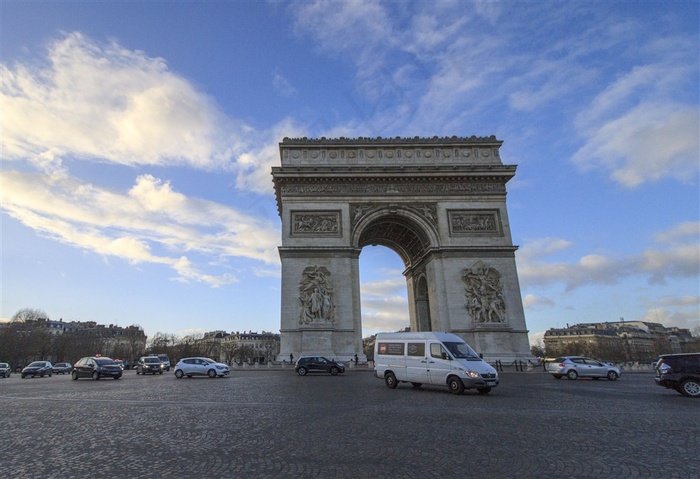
[0,368,697,479]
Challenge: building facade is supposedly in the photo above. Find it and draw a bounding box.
[544,321,698,361]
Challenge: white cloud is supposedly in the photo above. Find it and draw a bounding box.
[517,225,700,290]
[1,32,247,171]
[573,59,699,187]
[0,170,281,285]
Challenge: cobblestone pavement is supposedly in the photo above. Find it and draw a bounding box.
[0,369,697,479]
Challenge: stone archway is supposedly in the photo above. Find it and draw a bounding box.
[271,136,532,362]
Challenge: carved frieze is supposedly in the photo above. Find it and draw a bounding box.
[448,209,502,236]
[291,211,341,237]
[299,265,335,324]
[281,182,505,196]
[462,261,507,324]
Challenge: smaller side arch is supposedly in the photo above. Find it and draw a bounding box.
[414,274,432,332]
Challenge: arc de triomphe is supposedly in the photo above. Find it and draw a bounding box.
[271,136,531,362]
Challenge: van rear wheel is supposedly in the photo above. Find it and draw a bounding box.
[448,377,464,395]
[384,372,398,389]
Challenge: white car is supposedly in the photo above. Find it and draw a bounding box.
[174,357,230,379]
[546,356,620,381]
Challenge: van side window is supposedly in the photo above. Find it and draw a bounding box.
[430,343,446,359]
[407,343,425,357]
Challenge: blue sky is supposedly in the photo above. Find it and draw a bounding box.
[2,1,698,346]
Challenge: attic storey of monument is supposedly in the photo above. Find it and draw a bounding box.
[271,136,531,362]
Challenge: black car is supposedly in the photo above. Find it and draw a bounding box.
[72,356,122,380]
[655,353,700,398]
[0,362,12,378]
[52,362,73,374]
[21,361,53,378]
[136,356,164,375]
[295,356,345,376]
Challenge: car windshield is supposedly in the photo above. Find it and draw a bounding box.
[28,362,45,367]
[202,358,215,364]
[0,363,8,368]
[443,342,480,359]
[145,358,160,363]
[95,359,115,365]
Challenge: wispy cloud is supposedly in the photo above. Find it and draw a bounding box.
[289,2,698,188]
[517,222,700,291]
[272,71,297,97]
[1,170,281,285]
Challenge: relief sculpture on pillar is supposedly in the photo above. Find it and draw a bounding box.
[299,265,335,324]
[462,261,507,323]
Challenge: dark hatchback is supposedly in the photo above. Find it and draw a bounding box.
[295,356,345,376]
[72,356,122,380]
[21,361,53,378]
[52,362,73,374]
[655,353,700,398]
[136,356,164,375]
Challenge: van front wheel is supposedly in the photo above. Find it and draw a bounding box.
[384,372,398,389]
[448,377,464,395]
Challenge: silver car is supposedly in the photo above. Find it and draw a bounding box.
[174,357,230,379]
[547,356,620,381]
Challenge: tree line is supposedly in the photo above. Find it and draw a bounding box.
[1,308,277,368]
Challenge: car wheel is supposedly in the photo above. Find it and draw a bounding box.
[175,370,184,379]
[448,377,464,395]
[477,388,492,395]
[567,370,578,380]
[679,379,700,398]
[21,373,26,379]
[297,367,308,376]
[72,371,78,380]
[136,370,140,375]
[411,382,422,389]
[48,372,52,377]
[607,371,619,381]
[384,372,398,389]
[330,366,339,376]
[207,369,217,378]
[92,371,100,381]
[159,371,163,375]
[114,375,121,380]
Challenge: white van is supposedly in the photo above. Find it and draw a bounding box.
[374,332,499,395]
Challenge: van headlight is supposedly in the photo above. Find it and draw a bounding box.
[464,371,480,378]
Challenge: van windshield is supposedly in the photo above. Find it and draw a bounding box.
[443,342,480,360]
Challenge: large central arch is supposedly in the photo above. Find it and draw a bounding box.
[272,136,532,362]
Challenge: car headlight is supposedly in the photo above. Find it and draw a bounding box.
[464,371,480,378]
[215,365,226,370]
